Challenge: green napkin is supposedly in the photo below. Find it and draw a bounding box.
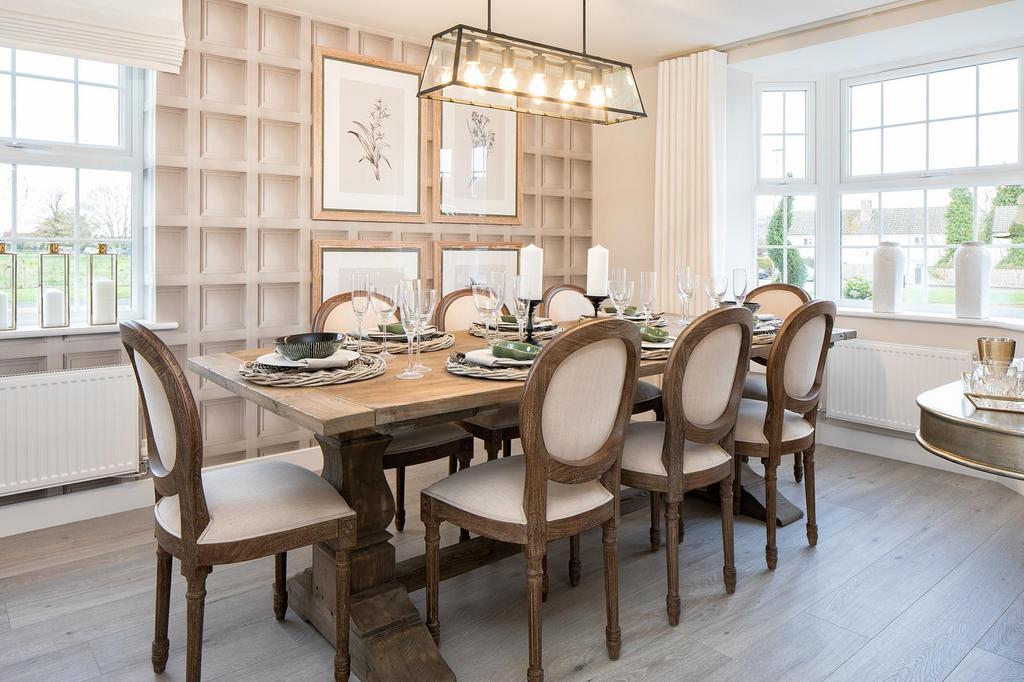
[638,325,670,343]
[605,305,637,315]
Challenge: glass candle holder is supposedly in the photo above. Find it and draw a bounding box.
[89,243,118,325]
[0,243,15,330]
[39,243,70,328]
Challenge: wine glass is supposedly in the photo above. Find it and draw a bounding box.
[513,275,531,342]
[733,268,749,305]
[488,271,506,335]
[608,269,634,319]
[351,273,370,356]
[396,280,423,380]
[704,275,728,309]
[639,271,657,324]
[675,266,693,323]
[412,288,436,373]
[472,281,501,349]
[369,282,398,362]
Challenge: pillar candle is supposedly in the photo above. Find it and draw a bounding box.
[92,279,116,325]
[520,243,544,300]
[42,288,65,327]
[586,244,609,296]
[0,291,8,329]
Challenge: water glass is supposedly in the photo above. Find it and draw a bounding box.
[369,282,398,361]
[639,271,657,324]
[397,280,423,380]
[732,268,749,305]
[472,281,501,348]
[675,266,692,323]
[705,275,728,308]
[513,275,531,342]
[413,288,436,373]
[608,273,634,319]
[351,273,370,356]
[488,271,505,334]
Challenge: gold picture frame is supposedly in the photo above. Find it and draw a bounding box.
[433,241,523,305]
[311,239,425,318]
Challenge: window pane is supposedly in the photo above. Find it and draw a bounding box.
[928,246,955,296]
[881,190,925,246]
[0,74,9,137]
[784,91,805,133]
[928,66,976,119]
[851,82,881,129]
[842,248,875,300]
[797,246,815,296]
[16,77,74,142]
[0,49,10,72]
[979,112,1019,166]
[78,84,119,146]
[904,247,927,303]
[850,129,881,176]
[0,163,10,238]
[760,91,783,134]
[883,75,926,125]
[78,60,119,86]
[14,50,74,79]
[882,123,925,173]
[791,195,816,244]
[927,188,973,248]
[80,169,132,240]
[16,165,75,238]
[979,59,1019,114]
[979,185,1024,245]
[760,134,784,178]
[842,192,879,237]
[784,134,805,179]
[928,117,976,170]
[755,195,781,245]
[757,246,782,285]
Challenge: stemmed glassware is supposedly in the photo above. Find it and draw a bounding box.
[513,275,531,343]
[472,277,502,349]
[396,279,423,380]
[369,282,398,362]
[732,268,749,305]
[351,273,369,356]
[412,288,436,373]
[704,275,728,309]
[675,266,692,324]
[639,271,657,324]
[608,268,634,319]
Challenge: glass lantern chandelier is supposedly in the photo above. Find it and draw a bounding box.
[417,0,646,125]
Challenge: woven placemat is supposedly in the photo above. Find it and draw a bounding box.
[641,347,672,361]
[445,354,530,381]
[239,355,387,387]
[469,325,562,341]
[343,333,455,355]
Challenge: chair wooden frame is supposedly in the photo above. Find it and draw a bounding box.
[421,319,642,682]
[733,300,836,570]
[619,306,752,624]
[119,321,356,681]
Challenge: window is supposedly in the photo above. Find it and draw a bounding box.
[756,194,816,296]
[844,57,1021,178]
[758,83,815,182]
[0,49,144,328]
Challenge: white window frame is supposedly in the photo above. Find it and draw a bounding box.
[0,48,147,324]
[756,81,817,185]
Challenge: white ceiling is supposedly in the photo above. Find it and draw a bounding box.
[271,0,898,66]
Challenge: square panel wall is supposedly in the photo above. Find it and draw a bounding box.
[201,170,247,217]
[201,112,246,161]
[200,284,246,332]
[259,65,301,112]
[259,9,301,58]
[259,119,300,165]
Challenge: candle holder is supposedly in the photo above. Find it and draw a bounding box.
[585,294,606,319]
[39,243,70,328]
[0,243,15,330]
[88,243,118,326]
[524,299,542,344]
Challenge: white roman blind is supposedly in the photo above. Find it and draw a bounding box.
[0,0,184,74]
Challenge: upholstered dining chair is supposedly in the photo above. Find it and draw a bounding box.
[618,306,752,624]
[421,318,642,682]
[312,290,399,333]
[733,299,836,570]
[119,321,356,682]
[313,296,474,537]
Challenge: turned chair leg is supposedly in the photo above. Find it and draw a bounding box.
[335,546,351,681]
[423,499,441,645]
[794,451,804,483]
[273,552,288,620]
[526,545,545,682]
[732,455,742,516]
[152,546,172,673]
[457,445,473,542]
[395,466,407,532]
[805,445,818,546]
[664,499,681,625]
[569,534,581,587]
[678,500,685,544]
[764,458,779,570]
[649,491,661,551]
[720,478,737,594]
[542,553,549,602]
[602,518,621,659]
[184,565,211,682]
[484,437,501,461]
[654,403,665,422]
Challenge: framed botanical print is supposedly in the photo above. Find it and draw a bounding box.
[311,240,424,317]
[313,47,427,222]
[433,97,522,224]
[433,241,522,308]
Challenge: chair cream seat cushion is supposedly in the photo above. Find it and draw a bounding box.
[386,423,470,453]
[734,399,814,445]
[743,373,768,402]
[634,379,663,404]
[462,402,520,431]
[155,459,353,545]
[423,455,613,525]
[621,421,731,477]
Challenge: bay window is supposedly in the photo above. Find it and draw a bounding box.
[755,194,816,296]
[758,83,815,183]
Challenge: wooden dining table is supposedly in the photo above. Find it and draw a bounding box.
[189,321,854,681]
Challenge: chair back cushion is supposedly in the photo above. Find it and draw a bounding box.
[783,314,827,398]
[319,300,361,333]
[545,286,594,322]
[437,291,481,331]
[134,352,178,474]
[681,323,743,426]
[747,284,809,319]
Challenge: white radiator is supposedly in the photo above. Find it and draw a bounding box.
[825,340,974,433]
[0,365,140,496]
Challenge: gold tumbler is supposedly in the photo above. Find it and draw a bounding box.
[978,337,1016,363]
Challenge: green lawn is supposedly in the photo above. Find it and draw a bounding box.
[903,285,1024,307]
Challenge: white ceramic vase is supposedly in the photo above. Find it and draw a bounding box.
[872,241,905,313]
[954,241,991,319]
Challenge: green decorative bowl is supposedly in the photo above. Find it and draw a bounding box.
[638,325,670,343]
[491,340,542,361]
[275,333,345,361]
[379,323,407,335]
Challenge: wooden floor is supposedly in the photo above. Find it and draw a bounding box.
[3,445,1024,681]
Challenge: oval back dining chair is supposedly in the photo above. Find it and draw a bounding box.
[312,291,398,335]
[313,298,474,538]
[433,286,509,332]
[421,318,642,682]
[733,299,836,570]
[619,306,752,624]
[542,283,594,322]
[119,320,356,682]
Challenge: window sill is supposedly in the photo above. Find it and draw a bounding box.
[0,320,178,341]
[836,308,1024,332]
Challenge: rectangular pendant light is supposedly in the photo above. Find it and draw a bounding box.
[417,24,646,125]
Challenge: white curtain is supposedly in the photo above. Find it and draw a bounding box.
[0,0,184,73]
[653,50,728,314]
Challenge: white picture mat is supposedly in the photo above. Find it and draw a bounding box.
[321,249,420,301]
[321,58,419,213]
[438,101,517,217]
[439,248,519,308]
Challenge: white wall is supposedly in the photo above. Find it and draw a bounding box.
[725,66,756,279]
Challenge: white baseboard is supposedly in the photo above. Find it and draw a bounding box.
[0,447,324,538]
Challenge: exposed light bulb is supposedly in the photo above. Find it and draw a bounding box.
[529,54,547,98]
[498,48,517,91]
[463,40,485,88]
[559,61,576,102]
[589,68,607,107]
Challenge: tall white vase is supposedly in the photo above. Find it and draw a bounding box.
[872,241,905,313]
[954,241,991,319]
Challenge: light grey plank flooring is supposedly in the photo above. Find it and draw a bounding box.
[1,444,1023,681]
